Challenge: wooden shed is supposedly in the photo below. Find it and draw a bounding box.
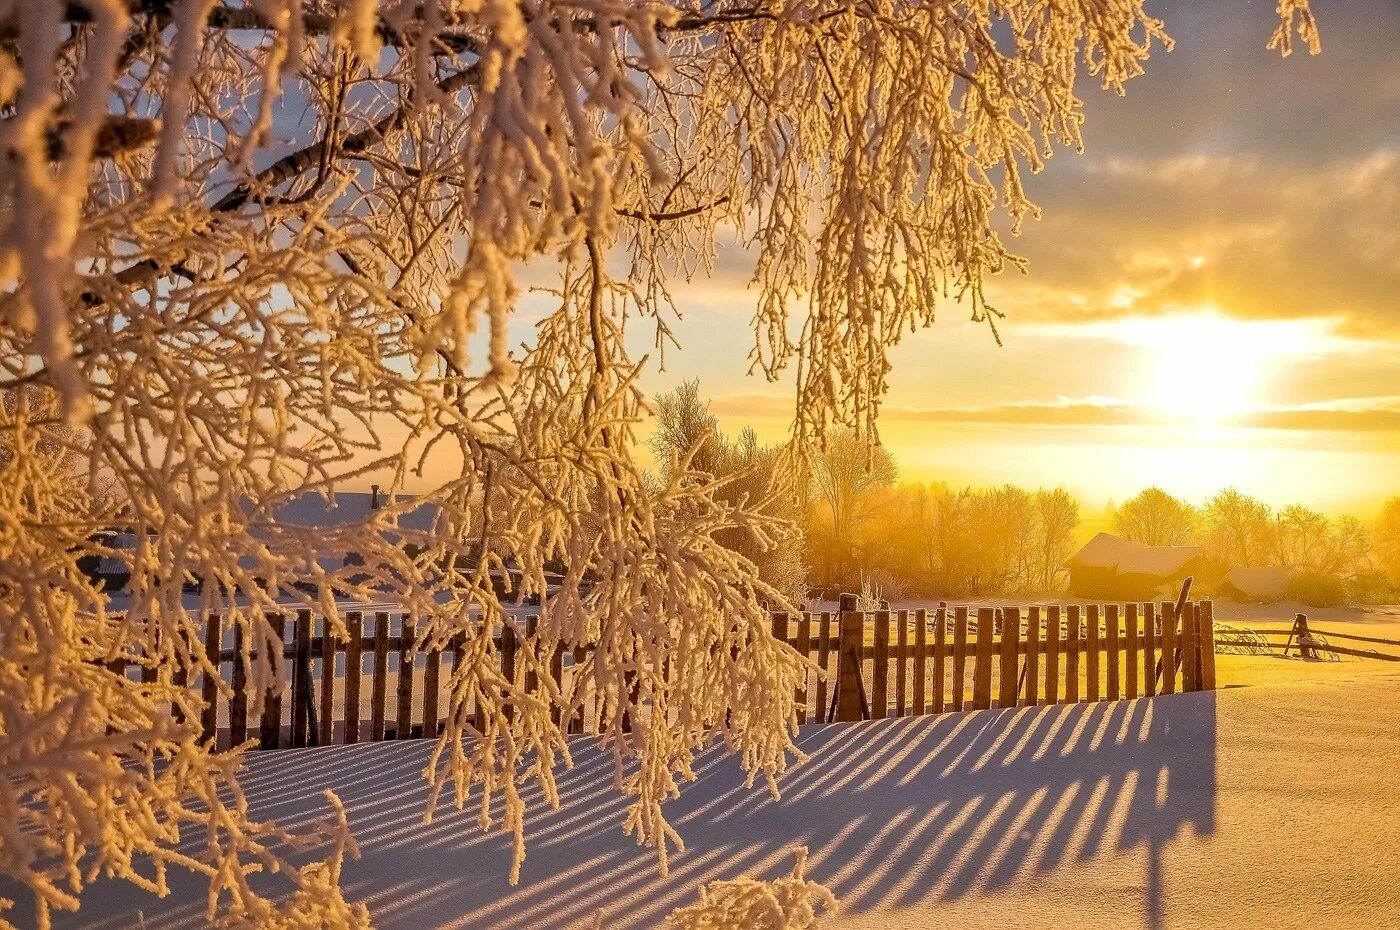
[1066,532,1205,601]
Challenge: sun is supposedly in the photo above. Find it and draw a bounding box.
[1115,310,1322,426]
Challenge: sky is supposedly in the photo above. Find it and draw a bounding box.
[626,0,1400,515]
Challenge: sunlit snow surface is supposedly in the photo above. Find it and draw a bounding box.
[17,651,1399,930]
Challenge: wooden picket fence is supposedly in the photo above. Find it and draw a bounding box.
[775,600,1218,723]
[116,600,1218,752]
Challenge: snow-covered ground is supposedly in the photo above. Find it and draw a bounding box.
[31,653,1400,929]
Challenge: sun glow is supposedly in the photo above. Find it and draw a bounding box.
[1113,311,1335,425]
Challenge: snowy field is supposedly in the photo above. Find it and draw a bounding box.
[24,651,1400,930]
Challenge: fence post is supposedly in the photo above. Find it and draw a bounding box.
[1142,602,1158,698]
[501,620,518,724]
[201,613,222,748]
[895,610,908,717]
[1199,600,1217,691]
[913,608,928,715]
[835,610,866,722]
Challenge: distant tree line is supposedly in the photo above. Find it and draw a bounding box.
[651,384,1400,607]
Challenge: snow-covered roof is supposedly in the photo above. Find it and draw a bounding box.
[1221,565,1297,599]
[266,491,440,533]
[1065,532,1203,577]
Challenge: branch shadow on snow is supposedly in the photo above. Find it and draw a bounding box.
[46,694,1217,930]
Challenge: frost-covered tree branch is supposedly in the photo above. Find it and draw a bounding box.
[0,0,1317,924]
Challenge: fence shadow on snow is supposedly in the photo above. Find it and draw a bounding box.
[55,690,1217,930]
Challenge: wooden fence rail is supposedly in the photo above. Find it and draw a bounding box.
[106,600,1219,752]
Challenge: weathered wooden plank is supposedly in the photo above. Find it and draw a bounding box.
[836,610,866,722]
[1159,602,1178,695]
[570,643,588,733]
[1063,605,1080,704]
[913,608,928,715]
[1181,602,1200,692]
[1142,602,1158,698]
[1086,604,1101,702]
[815,612,833,723]
[291,611,312,748]
[230,623,247,746]
[1105,604,1121,701]
[200,613,222,746]
[501,621,518,724]
[550,642,565,727]
[796,611,812,723]
[1199,600,1218,691]
[396,616,416,739]
[343,612,363,743]
[370,612,390,741]
[1125,603,1140,700]
[895,610,909,716]
[872,609,890,718]
[998,607,1020,709]
[260,617,286,749]
[319,615,336,746]
[1022,606,1041,707]
[423,636,441,740]
[951,606,969,712]
[972,607,994,710]
[1043,605,1061,706]
[932,606,948,714]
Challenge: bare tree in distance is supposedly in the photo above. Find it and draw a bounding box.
[1114,486,1199,547]
[0,1,1319,925]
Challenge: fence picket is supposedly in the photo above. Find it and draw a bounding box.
[998,607,1020,709]
[396,617,415,739]
[913,608,928,715]
[260,617,286,749]
[1105,604,1121,702]
[1125,603,1140,700]
[1022,606,1041,707]
[343,613,362,744]
[815,612,832,723]
[1199,601,1217,691]
[895,610,909,716]
[1044,605,1061,706]
[370,613,389,741]
[932,606,948,714]
[230,623,247,746]
[972,607,994,710]
[1159,602,1177,695]
[291,612,312,748]
[951,606,969,712]
[1064,606,1080,704]
[1181,602,1200,692]
[201,613,221,746]
[1086,604,1101,702]
[1143,602,1158,698]
[872,609,890,718]
[836,610,865,722]
[319,615,336,746]
[796,612,812,723]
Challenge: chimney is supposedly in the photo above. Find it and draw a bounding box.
[370,484,380,510]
